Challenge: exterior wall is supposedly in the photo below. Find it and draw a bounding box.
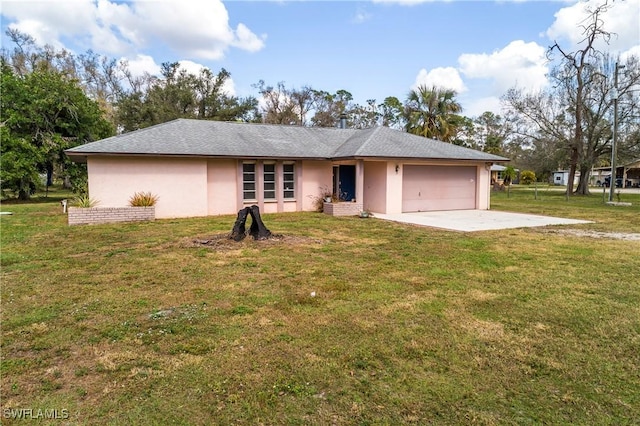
[88,156,208,219]
[87,156,495,220]
[362,160,492,214]
[207,159,238,215]
[68,206,154,226]
[386,162,404,214]
[355,160,364,204]
[300,160,333,212]
[477,164,491,210]
[363,161,387,213]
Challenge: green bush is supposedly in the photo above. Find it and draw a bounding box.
[129,192,159,207]
[74,195,99,208]
[520,170,536,185]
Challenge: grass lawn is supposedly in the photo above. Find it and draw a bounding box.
[1,186,639,425]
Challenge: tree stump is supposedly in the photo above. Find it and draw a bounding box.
[248,205,272,240]
[230,207,251,241]
[229,205,271,241]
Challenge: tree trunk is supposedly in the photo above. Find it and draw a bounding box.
[575,165,591,195]
[230,207,251,241]
[46,163,54,187]
[18,177,31,200]
[567,145,579,196]
[248,205,272,240]
[229,205,272,241]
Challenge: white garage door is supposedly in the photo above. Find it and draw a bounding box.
[402,165,477,212]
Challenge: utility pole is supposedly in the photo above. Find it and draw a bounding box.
[609,62,625,202]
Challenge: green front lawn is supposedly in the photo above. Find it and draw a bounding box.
[1,187,639,424]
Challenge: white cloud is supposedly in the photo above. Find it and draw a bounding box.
[352,9,373,24]
[178,61,236,96]
[622,45,640,62]
[409,40,549,116]
[412,67,467,93]
[458,40,548,94]
[178,60,207,76]
[125,54,162,78]
[463,96,503,118]
[233,23,267,53]
[546,0,640,56]
[2,0,265,60]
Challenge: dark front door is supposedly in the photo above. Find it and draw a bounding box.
[339,165,356,201]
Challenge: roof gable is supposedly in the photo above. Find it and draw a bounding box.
[66,118,508,162]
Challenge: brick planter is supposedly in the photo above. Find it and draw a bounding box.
[323,201,363,217]
[68,206,155,226]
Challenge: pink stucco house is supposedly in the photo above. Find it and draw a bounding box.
[65,119,507,219]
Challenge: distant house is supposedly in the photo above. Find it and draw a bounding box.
[65,119,507,219]
[618,159,640,187]
[490,164,519,185]
[579,160,640,188]
[552,170,580,186]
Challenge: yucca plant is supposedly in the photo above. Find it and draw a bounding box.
[129,191,159,207]
[74,195,99,208]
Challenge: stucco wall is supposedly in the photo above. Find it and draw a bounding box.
[88,156,208,219]
[300,160,333,212]
[363,161,492,214]
[87,156,494,219]
[477,164,491,210]
[385,162,404,214]
[207,159,238,215]
[363,161,387,213]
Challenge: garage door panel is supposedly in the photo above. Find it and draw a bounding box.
[402,165,476,212]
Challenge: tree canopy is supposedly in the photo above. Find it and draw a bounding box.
[503,1,640,194]
[404,85,463,142]
[3,1,638,199]
[1,60,113,199]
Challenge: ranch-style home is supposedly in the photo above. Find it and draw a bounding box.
[65,119,508,219]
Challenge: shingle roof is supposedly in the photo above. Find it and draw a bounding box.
[66,118,508,162]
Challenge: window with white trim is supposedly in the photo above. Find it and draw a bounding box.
[243,162,256,200]
[283,163,295,199]
[263,163,276,200]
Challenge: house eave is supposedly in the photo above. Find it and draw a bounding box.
[329,155,510,163]
[65,151,330,163]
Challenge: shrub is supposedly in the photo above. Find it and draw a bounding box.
[520,170,536,185]
[310,186,333,212]
[503,166,517,186]
[74,195,99,208]
[129,192,158,207]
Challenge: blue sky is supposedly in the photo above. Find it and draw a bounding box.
[2,0,639,118]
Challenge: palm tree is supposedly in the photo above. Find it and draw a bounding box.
[404,85,462,142]
[503,165,517,198]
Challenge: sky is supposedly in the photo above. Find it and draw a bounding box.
[1,0,639,118]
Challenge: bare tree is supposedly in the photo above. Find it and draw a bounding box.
[254,81,299,125]
[547,0,611,195]
[290,86,315,126]
[504,1,639,194]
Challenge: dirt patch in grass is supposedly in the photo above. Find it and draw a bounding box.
[181,232,324,251]
[540,228,640,241]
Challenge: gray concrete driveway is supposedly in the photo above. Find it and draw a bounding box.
[374,210,592,232]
